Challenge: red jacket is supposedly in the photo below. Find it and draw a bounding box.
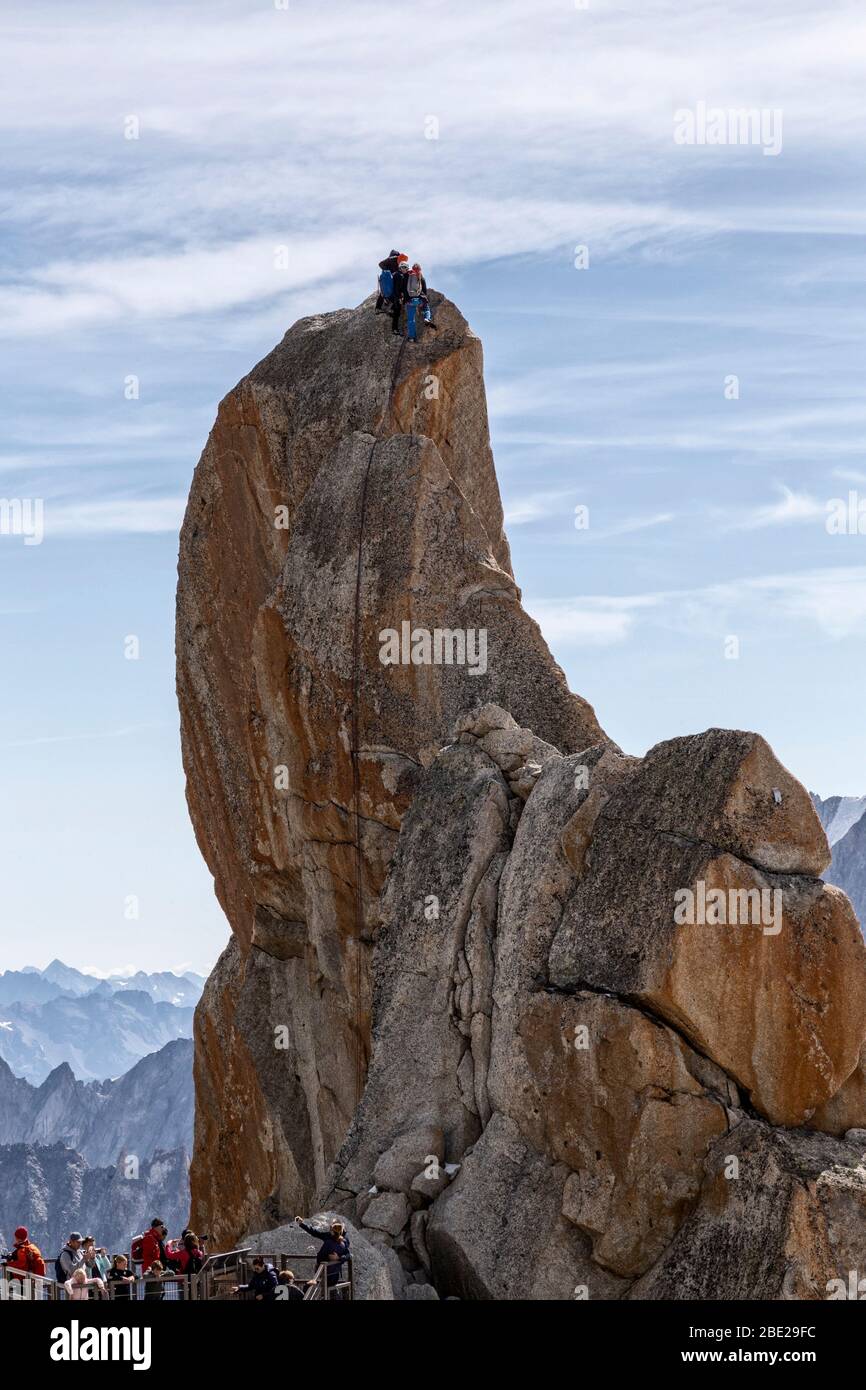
[139,1229,164,1271]
[168,1245,204,1275]
[8,1241,45,1279]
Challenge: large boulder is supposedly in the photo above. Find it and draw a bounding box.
[610,729,830,876]
[628,1122,866,1301]
[361,1193,411,1238]
[810,1044,866,1136]
[547,730,866,1125]
[510,990,733,1277]
[372,1126,445,1194]
[426,1113,628,1301]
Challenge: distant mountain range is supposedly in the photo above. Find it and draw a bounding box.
[811,793,866,849]
[0,964,198,1256]
[0,958,204,1008]
[0,1040,193,1258]
[812,792,866,930]
[0,960,202,1084]
[0,1038,193,1166]
[0,1143,189,1260]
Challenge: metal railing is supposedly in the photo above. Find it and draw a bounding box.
[188,1247,251,1301]
[110,1274,191,1301]
[0,1269,57,1301]
[232,1251,353,1301]
[1,1266,193,1301]
[1,1250,354,1302]
[302,1261,353,1301]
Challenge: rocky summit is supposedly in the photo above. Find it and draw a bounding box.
[177,292,866,1298]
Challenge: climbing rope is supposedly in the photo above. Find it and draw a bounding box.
[349,333,407,1106]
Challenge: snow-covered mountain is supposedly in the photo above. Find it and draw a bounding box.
[826,814,866,934]
[0,959,204,1008]
[0,965,198,1259]
[810,793,866,848]
[0,961,201,1083]
[812,792,866,931]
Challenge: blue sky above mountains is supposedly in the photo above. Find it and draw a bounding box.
[2,0,866,970]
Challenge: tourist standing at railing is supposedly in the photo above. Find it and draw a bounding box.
[144,1261,167,1300]
[166,1226,207,1266]
[276,1270,305,1301]
[78,1238,110,1299]
[188,1228,208,1259]
[294,1217,351,1267]
[231,1256,278,1301]
[57,1232,86,1283]
[6,1227,45,1283]
[135,1217,168,1273]
[64,1268,106,1301]
[294,1216,351,1299]
[107,1254,136,1299]
[93,1246,111,1282]
[167,1232,205,1277]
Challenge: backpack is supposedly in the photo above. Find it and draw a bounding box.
[12,1242,45,1278]
[378,268,394,301]
[180,1248,202,1276]
[406,271,422,298]
[130,1234,145,1263]
[23,1244,46,1278]
[54,1253,68,1283]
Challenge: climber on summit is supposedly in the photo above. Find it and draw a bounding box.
[390,256,409,337]
[403,263,437,342]
[375,250,408,313]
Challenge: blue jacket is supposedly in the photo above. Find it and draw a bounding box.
[242,1265,278,1299]
[298,1223,350,1282]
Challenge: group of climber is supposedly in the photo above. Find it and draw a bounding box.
[375,249,437,343]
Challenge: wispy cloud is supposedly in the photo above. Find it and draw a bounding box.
[503,488,577,525]
[3,722,165,749]
[46,497,186,536]
[4,1,866,342]
[586,511,676,542]
[0,236,366,337]
[528,566,866,647]
[735,485,828,530]
[525,594,663,646]
[505,488,675,536]
[832,467,866,485]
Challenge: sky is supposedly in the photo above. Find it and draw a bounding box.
[2,0,866,974]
